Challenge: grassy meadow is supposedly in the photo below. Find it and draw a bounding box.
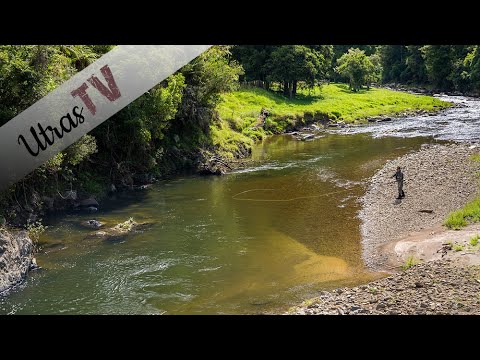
[212,83,452,158]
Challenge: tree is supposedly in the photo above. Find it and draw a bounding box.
[366,53,382,88]
[379,45,408,83]
[266,45,329,98]
[421,45,455,91]
[231,45,275,89]
[403,46,428,84]
[0,45,246,221]
[336,48,379,91]
[464,46,480,93]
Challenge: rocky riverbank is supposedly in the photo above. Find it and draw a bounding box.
[291,259,480,315]
[292,143,480,315]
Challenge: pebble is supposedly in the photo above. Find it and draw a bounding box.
[290,261,480,315]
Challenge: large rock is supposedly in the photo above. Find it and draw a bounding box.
[0,230,34,294]
[84,218,152,243]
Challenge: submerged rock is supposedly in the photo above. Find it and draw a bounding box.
[84,218,152,243]
[301,134,315,141]
[81,220,104,229]
[29,257,40,271]
[0,230,34,294]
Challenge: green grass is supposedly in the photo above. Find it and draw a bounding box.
[217,83,451,127]
[470,234,480,246]
[212,83,452,158]
[210,121,254,160]
[471,154,480,162]
[444,198,480,230]
[402,255,419,270]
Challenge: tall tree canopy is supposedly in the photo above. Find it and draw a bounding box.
[232,45,332,97]
[336,48,380,91]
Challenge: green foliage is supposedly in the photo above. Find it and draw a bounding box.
[0,45,76,124]
[26,220,46,242]
[444,198,480,229]
[234,45,480,98]
[0,45,112,215]
[232,45,276,83]
[64,135,98,166]
[379,45,408,83]
[336,48,381,91]
[421,45,455,91]
[402,255,419,270]
[266,45,331,97]
[464,46,480,92]
[469,234,480,246]
[77,172,106,196]
[402,46,428,84]
[453,243,464,252]
[232,45,333,98]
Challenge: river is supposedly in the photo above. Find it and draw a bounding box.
[1,95,477,315]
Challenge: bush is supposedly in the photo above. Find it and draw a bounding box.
[26,220,46,242]
[470,234,480,246]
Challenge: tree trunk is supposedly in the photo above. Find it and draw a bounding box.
[292,80,297,97]
[283,81,290,96]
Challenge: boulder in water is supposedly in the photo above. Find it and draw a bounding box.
[84,218,152,243]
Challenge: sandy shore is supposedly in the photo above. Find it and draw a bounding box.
[291,143,480,315]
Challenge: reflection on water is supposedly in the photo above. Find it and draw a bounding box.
[1,133,433,314]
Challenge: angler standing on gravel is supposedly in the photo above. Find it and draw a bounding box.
[392,166,405,199]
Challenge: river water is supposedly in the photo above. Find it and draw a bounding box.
[336,95,480,141]
[1,95,478,315]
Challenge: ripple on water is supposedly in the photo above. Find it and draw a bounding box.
[336,95,480,142]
